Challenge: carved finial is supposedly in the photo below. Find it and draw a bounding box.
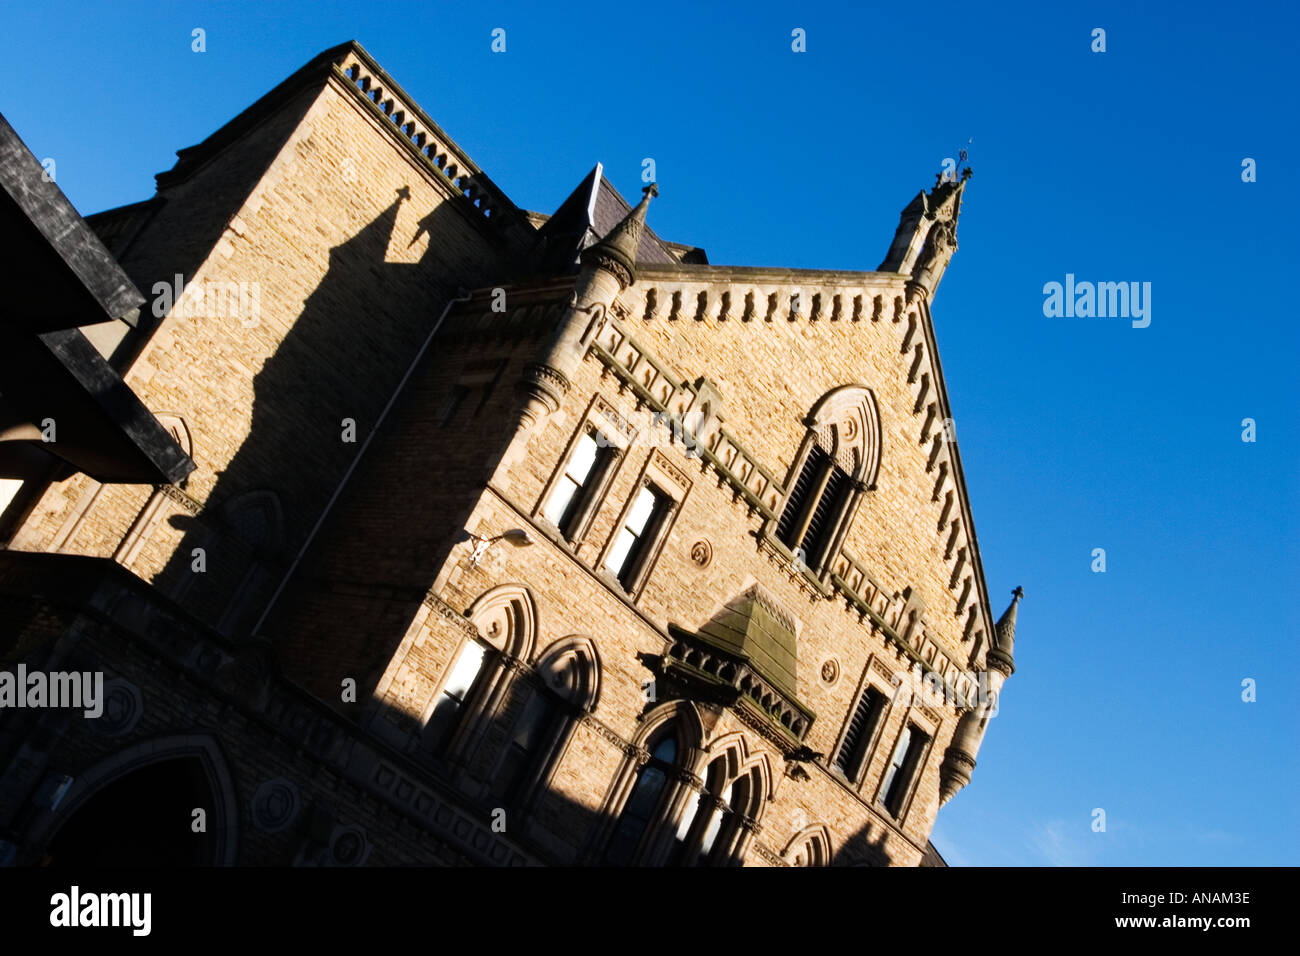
[581,181,659,289]
[1012,585,1024,601]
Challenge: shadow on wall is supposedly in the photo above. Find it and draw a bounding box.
[153,189,500,640]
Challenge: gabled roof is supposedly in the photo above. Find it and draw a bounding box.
[529,163,705,275]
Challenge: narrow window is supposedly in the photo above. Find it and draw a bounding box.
[605,735,677,865]
[424,640,488,752]
[543,431,610,539]
[492,688,558,804]
[775,445,851,569]
[880,725,929,817]
[775,446,828,548]
[694,778,735,865]
[604,484,669,590]
[835,686,886,782]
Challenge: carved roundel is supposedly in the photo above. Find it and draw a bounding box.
[819,658,841,686]
[251,777,301,833]
[88,678,144,737]
[329,825,370,866]
[690,539,713,568]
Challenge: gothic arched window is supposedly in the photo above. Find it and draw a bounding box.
[670,736,770,867]
[783,824,834,867]
[488,636,601,810]
[421,584,538,764]
[605,733,678,866]
[599,702,704,866]
[772,385,881,576]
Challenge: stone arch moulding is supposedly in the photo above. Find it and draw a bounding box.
[704,730,777,802]
[534,634,602,712]
[632,698,707,757]
[782,822,835,866]
[464,583,539,660]
[28,733,240,865]
[805,384,883,490]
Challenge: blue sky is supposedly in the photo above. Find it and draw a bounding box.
[3,0,1296,865]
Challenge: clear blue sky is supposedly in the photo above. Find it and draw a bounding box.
[4,0,1295,866]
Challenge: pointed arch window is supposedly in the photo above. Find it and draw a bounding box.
[423,638,489,752]
[772,386,881,576]
[669,740,769,867]
[783,825,834,867]
[605,733,678,866]
[420,584,538,766]
[487,636,601,810]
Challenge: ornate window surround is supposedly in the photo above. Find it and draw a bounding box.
[830,658,895,790]
[533,395,634,552]
[594,448,691,602]
[765,385,882,587]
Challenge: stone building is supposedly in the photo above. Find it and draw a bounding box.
[0,41,1020,866]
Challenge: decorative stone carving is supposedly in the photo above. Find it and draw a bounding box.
[251,777,301,833]
[329,825,370,866]
[88,678,143,737]
[690,539,713,568]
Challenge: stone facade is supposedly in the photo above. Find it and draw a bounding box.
[0,41,1018,867]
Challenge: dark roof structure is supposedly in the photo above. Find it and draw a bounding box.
[0,111,194,485]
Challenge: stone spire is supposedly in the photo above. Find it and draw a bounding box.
[987,585,1021,676]
[879,168,969,301]
[579,182,658,290]
[938,583,1019,807]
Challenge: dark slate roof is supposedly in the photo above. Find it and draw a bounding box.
[529,164,704,275]
[920,841,949,867]
[697,584,799,700]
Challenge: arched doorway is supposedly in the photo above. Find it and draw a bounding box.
[43,756,218,866]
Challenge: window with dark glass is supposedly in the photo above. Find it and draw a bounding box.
[491,688,559,804]
[835,686,886,782]
[880,725,929,817]
[605,735,676,865]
